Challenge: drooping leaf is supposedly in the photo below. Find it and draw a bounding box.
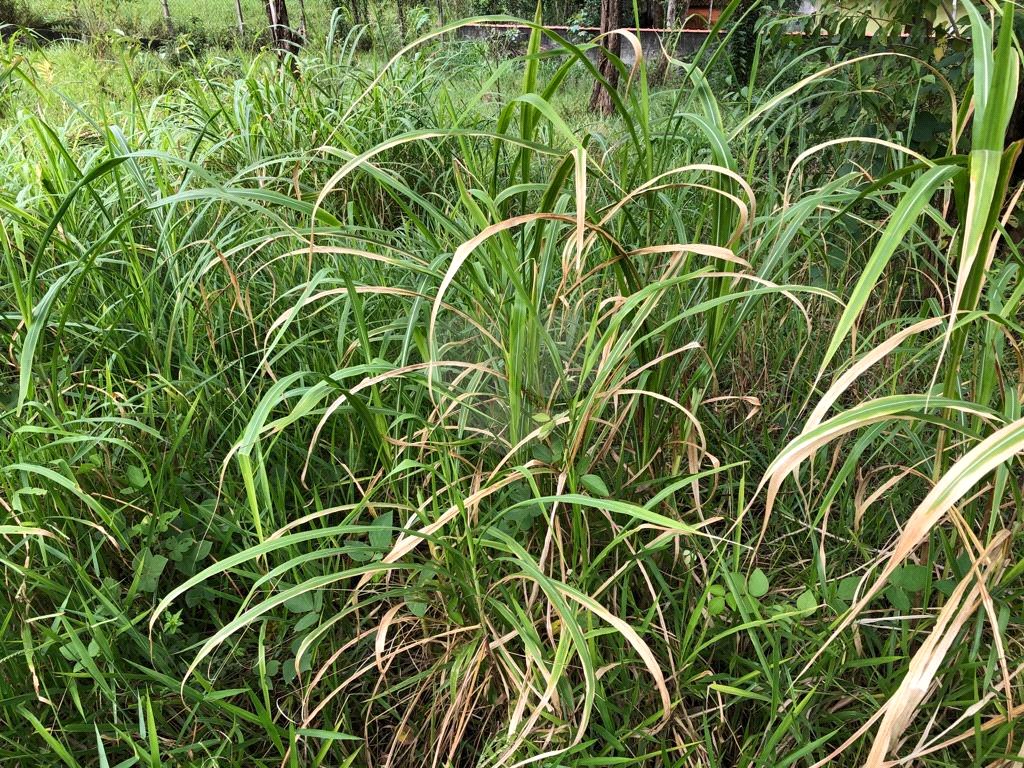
[580,473,610,497]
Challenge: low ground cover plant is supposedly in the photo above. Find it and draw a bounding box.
[2,1,1024,765]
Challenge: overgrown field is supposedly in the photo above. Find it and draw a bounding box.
[2,3,1024,766]
[5,0,339,48]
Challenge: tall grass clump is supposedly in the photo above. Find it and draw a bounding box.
[2,1,1024,765]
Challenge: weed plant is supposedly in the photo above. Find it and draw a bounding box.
[2,2,1024,766]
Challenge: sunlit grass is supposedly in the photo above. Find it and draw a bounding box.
[2,2,1024,766]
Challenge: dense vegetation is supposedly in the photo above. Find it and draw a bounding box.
[2,1,1024,766]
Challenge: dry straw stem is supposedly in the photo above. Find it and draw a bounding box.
[751,394,993,552]
[801,415,1024,678]
[805,317,945,431]
[0,525,53,538]
[894,669,1024,763]
[806,533,1010,768]
[864,531,1011,766]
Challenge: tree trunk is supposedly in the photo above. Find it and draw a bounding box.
[653,0,675,83]
[648,0,664,28]
[265,0,299,55]
[397,0,407,41]
[235,0,245,38]
[297,0,309,37]
[161,0,174,35]
[589,0,622,115]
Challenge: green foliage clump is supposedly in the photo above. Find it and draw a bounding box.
[2,3,1024,767]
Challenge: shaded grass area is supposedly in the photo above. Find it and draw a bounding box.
[12,0,338,47]
[2,3,1024,766]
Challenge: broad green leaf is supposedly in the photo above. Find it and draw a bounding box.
[748,568,770,598]
[405,598,428,617]
[293,612,320,634]
[126,465,147,488]
[796,590,817,613]
[885,585,911,612]
[898,564,930,593]
[284,592,316,614]
[136,550,168,593]
[369,511,394,550]
[580,474,610,497]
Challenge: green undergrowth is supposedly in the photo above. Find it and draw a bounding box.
[2,2,1024,766]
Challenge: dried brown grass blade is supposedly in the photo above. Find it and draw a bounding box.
[801,417,1024,678]
[864,531,1010,766]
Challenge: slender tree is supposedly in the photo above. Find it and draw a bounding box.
[397,0,408,41]
[653,0,676,84]
[160,0,174,35]
[647,0,664,28]
[234,0,245,38]
[590,0,622,114]
[265,0,300,55]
